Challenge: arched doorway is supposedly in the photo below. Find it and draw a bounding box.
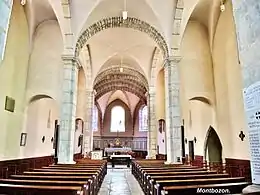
[75,118,84,154]
[204,126,223,163]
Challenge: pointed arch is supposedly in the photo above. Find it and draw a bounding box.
[139,105,148,132]
[92,105,98,132]
[204,126,223,163]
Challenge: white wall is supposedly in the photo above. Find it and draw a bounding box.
[26,20,63,104]
[21,97,58,158]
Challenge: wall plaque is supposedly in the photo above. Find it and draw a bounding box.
[243,81,260,184]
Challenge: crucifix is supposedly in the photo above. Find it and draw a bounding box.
[239,131,245,141]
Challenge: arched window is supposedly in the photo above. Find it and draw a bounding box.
[0,0,13,61]
[92,105,98,131]
[110,106,125,132]
[139,105,148,131]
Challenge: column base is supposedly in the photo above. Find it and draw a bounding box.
[146,155,156,159]
[243,184,260,194]
[164,161,182,165]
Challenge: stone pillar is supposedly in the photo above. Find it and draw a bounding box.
[83,90,94,157]
[164,56,182,164]
[232,0,260,193]
[146,90,157,159]
[58,55,79,164]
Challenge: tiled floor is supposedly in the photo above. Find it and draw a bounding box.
[98,165,144,195]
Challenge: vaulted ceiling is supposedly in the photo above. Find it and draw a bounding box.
[24,0,224,113]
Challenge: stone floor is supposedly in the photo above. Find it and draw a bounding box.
[98,165,144,195]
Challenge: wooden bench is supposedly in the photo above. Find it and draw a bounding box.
[9,175,93,195]
[0,183,83,195]
[154,177,246,195]
[161,182,250,195]
[147,173,229,195]
[142,171,217,194]
[0,159,107,195]
[24,171,99,193]
[141,170,217,192]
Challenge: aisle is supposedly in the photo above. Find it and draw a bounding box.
[98,165,144,195]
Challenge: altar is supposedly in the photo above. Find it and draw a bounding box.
[104,147,132,154]
[110,154,132,168]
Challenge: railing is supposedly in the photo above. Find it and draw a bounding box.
[93,138,147,151]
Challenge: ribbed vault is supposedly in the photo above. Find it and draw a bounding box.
[94,67,148,103]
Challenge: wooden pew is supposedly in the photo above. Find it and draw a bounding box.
[142,170,217,192]
[132,160,250,195]
[0,159,107,195]
[23,171,99,194]
[0,183,83,195]
[148,173,229,195]
[161,182,250,195]
[9,175,93,195]
[154,177,246,195]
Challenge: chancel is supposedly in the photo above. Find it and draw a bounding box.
[0,0,260,194]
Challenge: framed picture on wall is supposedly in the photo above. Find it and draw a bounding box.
[20,133,27,146]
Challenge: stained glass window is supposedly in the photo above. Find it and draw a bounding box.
[110,106,125,132]
[92,105,98,131]
[139,105,148,131]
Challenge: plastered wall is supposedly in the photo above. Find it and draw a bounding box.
[75,68,86,154]
[212,1,249,159]
[179,1,249,160]
[21,97,58,158]
[180,20,217,158]
[18,20,64,159]
[155,69,166,154]
[26,20,63,104]
[0,1,30,160]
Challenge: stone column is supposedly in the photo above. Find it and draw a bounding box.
[58,55,79,164]
[164,56,182,164]
[232,0,260,193]
[146,89,157,159]
[83,90,94,157]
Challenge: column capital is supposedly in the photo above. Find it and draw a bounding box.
[61,54,81,69]
[86,89,94,96]
[163,56,182,67]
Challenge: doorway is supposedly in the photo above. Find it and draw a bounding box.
[189,141,194,161]
[204,126,222,163]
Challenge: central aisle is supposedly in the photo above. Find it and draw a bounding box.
[98,165,144,195]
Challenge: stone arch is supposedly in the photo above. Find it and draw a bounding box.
[204,126,223,163]
[75,17,169,59]
[189,96,211,105]
[150,47,161,85]
[93,66,148,103]
[78,44,92,87]
[28,94,53,104]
